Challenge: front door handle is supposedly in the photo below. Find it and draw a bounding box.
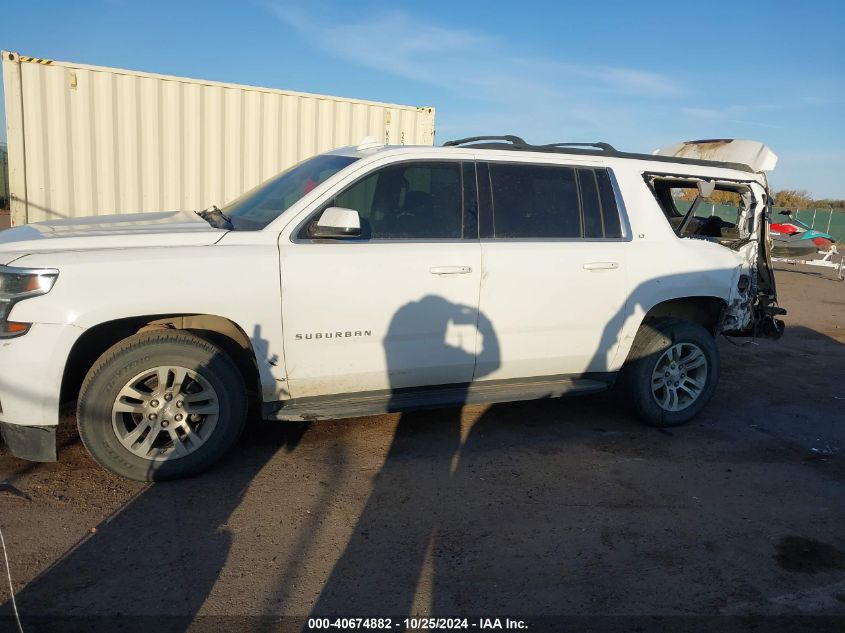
[430,266,472,275]
[582,262,619,271]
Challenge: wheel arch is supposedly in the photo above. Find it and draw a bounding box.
[618,315,721,427]
[60,314,263,409]
[640,296,727,337]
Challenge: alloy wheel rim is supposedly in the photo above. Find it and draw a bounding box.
[651,343,708,412]
[111,366,219,461]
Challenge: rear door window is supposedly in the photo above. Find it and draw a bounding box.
[489,163,580,238]
[486,163,622,239]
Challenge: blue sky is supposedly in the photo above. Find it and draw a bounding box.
[1,0,843,196]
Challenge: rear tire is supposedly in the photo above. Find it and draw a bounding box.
[77,331,247,481]
[620,318,719,427]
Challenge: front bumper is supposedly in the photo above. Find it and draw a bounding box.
[0,322,83,460]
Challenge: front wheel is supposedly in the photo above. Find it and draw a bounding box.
[77,331,247,481]
[620,318,720,427]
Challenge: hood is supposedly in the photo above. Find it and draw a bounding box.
[0,210,227,261]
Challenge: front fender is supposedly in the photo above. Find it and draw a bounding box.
[9,245,288,402]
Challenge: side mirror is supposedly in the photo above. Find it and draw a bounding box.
[310,207,361,239]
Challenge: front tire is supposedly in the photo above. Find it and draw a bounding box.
[77,331,247,481]
[621,318,720,427]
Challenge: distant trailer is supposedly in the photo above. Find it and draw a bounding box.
[1,51,436,226]
[772,247,845,282]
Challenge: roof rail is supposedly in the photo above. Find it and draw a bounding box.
[442,137,617,152]
[443,135,527,147]
[440,134,756,173]
[542,142,617,152]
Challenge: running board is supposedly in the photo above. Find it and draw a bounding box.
[263,375,612,422]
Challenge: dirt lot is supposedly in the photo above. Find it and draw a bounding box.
[1,265,844,632]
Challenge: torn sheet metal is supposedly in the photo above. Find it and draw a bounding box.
[654,139,778,173]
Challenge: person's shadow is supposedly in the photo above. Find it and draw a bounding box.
[309,295,500,616]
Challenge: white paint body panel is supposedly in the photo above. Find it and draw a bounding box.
[477,240,629,378]
[1,51,435,226]
[0,211,225,259]
[280,242,482,397]
[0,323,82,427]
[2,237,286,427]
[653,139,778,173]
[0,143,770,431]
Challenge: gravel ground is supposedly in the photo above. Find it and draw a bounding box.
[1,265,843,632]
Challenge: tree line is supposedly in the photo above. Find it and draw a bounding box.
[675,186,844,210]
[772,189,845,210]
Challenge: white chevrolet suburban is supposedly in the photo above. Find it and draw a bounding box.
[0,136,785,480]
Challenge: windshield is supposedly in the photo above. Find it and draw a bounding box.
[223,154,359,230]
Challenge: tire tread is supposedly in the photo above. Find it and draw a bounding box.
[77,329,247,481]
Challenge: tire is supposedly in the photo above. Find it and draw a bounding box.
[77,330,247,481]
[620,318,720,427]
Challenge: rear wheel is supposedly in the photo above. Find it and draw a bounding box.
[621,318,719,427]
[77,331,247,481]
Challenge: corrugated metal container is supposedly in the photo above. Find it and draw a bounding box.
[0,143,9,210]
[1,51,436,226]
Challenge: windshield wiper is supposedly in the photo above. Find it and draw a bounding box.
[196,205,234,230]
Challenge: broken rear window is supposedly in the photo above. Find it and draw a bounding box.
[647,176,754,245]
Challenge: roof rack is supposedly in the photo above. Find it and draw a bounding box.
[440,135,756,173]
[443,135,528,147]
[542,142,617,152]
[443,136,617,152]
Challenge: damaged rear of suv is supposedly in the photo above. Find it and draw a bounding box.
[648,138,784,339]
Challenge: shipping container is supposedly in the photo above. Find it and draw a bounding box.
[1,51,436,226]
[0,142,9,211]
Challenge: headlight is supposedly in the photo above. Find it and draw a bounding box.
[0,265,59,338]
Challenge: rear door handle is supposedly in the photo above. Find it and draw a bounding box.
[582,262,619,271]
[430,266,472,275]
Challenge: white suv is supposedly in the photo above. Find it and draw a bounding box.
[0,136,785,480]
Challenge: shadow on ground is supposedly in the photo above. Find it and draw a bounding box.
[1,326,844,630]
